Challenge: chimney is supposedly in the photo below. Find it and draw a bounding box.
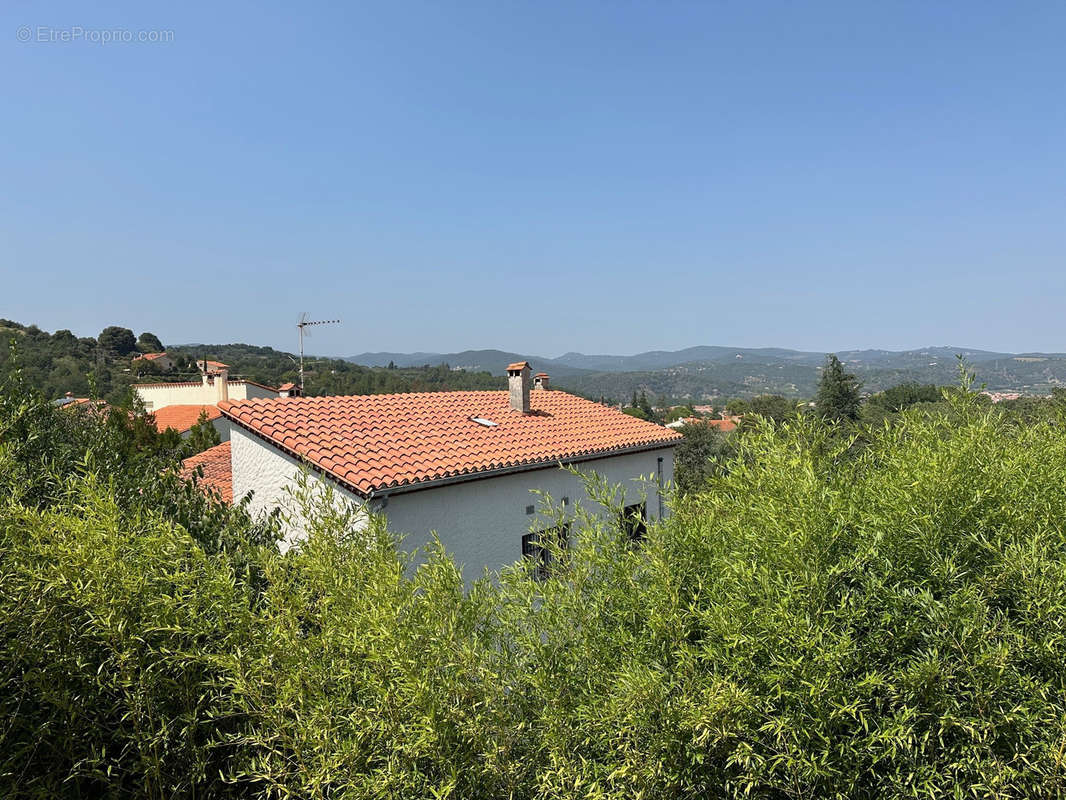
[506,361,531,413]
[216,368,229,403]
[533,372,550,391]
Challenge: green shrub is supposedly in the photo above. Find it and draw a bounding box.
[4,370,1066,797]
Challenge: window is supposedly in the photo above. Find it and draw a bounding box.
[522,523,570,580]
[620,502,647,543]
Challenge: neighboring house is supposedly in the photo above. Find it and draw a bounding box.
[278,382,301,398]
[132,352,176,371]
[134,370,279,411]
[151,404,229,441]
[666,416,738,433]
[196,359,230,374]
[53,392,93,409]
[190,363,682,579]
[180,441,233,502]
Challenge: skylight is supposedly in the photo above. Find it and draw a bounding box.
[470,416,498,427]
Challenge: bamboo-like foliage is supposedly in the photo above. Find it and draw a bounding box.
[3,370,1066,798]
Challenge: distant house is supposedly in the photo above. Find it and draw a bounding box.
[132,352,175,371]
[151,404,229,441]
[186,363,681,580]
[52,392,102,411]
[196,359,230,374]
[134,368,279,412]
[278,382,300,398]
[666,416,738,433]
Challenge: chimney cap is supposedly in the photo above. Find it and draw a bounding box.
[534,372,549,378]
[506,361,530,373]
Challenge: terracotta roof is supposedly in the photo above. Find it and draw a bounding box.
[197,359,229,370]
[133,352,169,361]
[152,405,222,434]
[706,418,738,432]
[534,372,549,378]
[279,382,296,391]
[506,361,530,372]
[220,390,681,497]
[180,442,232,503]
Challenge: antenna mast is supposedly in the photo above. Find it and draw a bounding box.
[296,314,340,392]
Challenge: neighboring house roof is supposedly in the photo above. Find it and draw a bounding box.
[197,359,230,370]
[278,382,296,390]
[220,390,682,497]
[706,418,738,432]
[152,404,223,434]
[53,395,93,409]
[665,416,738,433]
[180,442,232,502]
[133,352,170,361]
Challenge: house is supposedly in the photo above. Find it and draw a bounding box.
[53,392,93,410]
[196,359,230,374]
[132,352,175,371]
[666,416,738,433]
[151,404,229,441]
[134,368,279,411]
[186,363,682,579]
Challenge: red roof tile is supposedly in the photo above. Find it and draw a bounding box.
[152,404,222,434]
[506,361,530,371]
[180,442,232,502]
[220,391,681,497]
[133,352,169,361]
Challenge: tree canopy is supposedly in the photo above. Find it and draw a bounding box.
[4,360,1066,796]
[98,325,137,356]
[815,353,862,423]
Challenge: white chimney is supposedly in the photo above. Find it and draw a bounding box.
[533,372,550,391]
[507,361,531,413]
[216,369,229,403]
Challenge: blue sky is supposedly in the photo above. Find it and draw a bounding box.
[2,1,1064,357]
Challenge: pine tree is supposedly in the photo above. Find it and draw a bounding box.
[815,354,862,423]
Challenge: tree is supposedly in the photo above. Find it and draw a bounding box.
[137,331,164,353]
[183,409,221,456]
[748,394,796,425]
[674,422,733,493]
[724,398,751,416]
[98,326,137,356]
[815,354,862,423]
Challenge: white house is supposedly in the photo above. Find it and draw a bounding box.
[134,369,279,411]
[132,352,176,371]
[188,363,681,579]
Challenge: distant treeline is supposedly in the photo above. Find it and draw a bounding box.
[0,320,504,403]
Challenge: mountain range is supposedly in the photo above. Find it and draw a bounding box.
[348,346,1066,401]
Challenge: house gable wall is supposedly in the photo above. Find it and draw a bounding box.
[230,423,674,577]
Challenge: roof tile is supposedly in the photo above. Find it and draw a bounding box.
[219,390,681,496]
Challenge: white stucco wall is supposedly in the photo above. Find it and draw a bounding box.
[229,423,675,578]
[381,448,673,581]
[135,380,277,410]
[229,425,366,550]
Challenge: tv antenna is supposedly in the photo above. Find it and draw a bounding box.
[296,313,340,392]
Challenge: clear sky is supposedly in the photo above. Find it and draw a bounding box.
[2,1,1064,357]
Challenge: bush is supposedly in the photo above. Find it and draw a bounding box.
[4,372,1066,797]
